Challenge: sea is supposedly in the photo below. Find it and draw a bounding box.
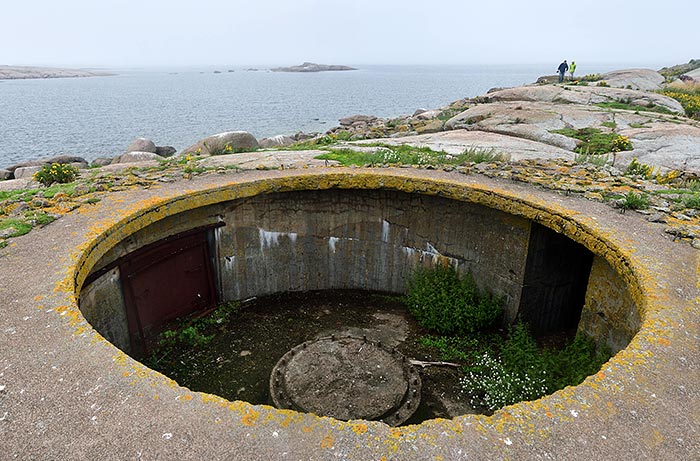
[0,63,647,167]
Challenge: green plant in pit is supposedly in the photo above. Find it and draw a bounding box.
[418,335,484,363]
[151,301,240,354]
[405,265,503,335]
[460,323,610,412]
[33,163,79,186]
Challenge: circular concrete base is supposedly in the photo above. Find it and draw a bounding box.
[270,336,421,425]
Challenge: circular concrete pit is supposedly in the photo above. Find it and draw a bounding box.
[2,168,696,459]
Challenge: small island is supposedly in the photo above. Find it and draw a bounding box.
[0,65,113,80]
[270,62,357,73]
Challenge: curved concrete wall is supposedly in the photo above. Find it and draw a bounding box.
[81,187,638,357]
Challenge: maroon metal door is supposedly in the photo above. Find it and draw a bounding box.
[120,230,217,355]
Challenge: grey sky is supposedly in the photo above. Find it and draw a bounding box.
[3,0,698,68]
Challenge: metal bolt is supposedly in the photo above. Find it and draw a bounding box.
[331,334,335,341]
[406,400,412,408]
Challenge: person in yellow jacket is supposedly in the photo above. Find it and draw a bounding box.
[569,61,577,80]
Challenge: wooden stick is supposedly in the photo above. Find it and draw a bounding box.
[409,359,461,368]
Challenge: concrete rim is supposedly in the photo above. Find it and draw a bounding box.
[2,168,696,459]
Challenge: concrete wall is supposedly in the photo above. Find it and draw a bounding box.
[579,255,640,353]
[79,188,638,355]
[216,190,531,321]
[78,267,130,352]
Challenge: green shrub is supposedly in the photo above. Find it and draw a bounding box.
[580,73,603,82]
[574,152,610,167]
[683,194,700,209]
[33,163,79,186]
[659,87,700,119]
[624,158,653,178]
[620,191,650,210]
[457,146,510,163]
[460,323,610,412]
[405,265,503,335]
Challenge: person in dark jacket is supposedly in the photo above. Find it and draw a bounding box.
[557,60,569,82]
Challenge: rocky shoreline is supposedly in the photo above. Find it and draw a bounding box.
[3,61,700,251]
[7,63,699,177]
[0,65,114,80]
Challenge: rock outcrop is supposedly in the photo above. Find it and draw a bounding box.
[598,68,666,91]
[271,62,356,72]
[0,65,113,80]
[181,131,259,156]
[126,138,157,154]
[259,135,296,149]
[111,151,163,164]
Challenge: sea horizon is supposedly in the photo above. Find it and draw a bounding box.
[0,62,669,167]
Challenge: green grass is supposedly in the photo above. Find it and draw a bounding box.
[574,153,610,167]
[316,144,508,167]
[595,101,675,115]
[0,189,40,201]
[620,191,650,210]
[42,183,76,198]
[0,218,33,237]
[683,194,700,209]
[552,128,632,154]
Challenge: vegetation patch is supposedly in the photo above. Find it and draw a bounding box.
[459,324,609,411]
[405,265,503,335]
[145,302,240,367]
[595,100,675,115]
[316,144,507,167]
[33,163,79,186]
[410,267,610,413]
[552,127,632,154]
[659,85,700,119]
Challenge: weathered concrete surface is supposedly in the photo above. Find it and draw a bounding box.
[0,168,697,459]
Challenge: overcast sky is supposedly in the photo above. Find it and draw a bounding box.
[3,0,698,68]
